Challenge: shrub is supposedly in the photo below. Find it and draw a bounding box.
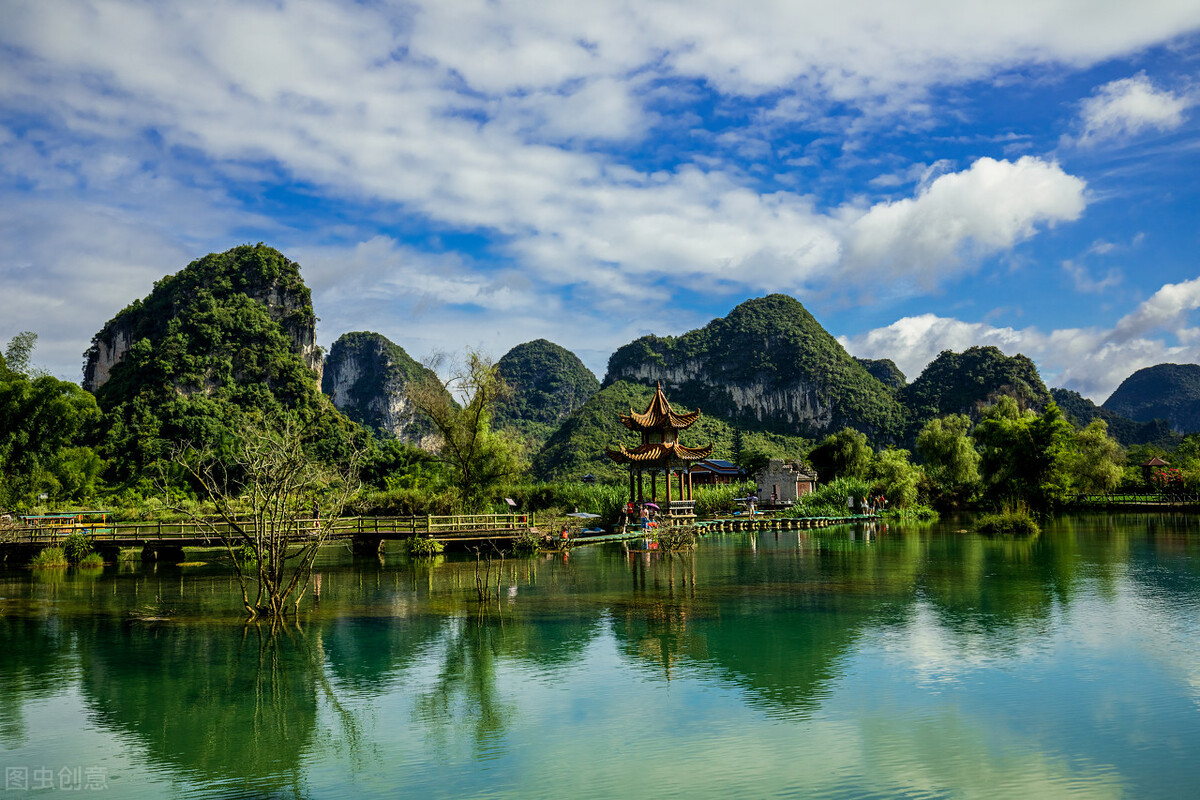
[693,480,756,517]
[407,536,445,557]
[62,532,92,565]
[977,505,1040,536]
[29,547,68,568]
[510,529,542,554]
[78,552,105,569]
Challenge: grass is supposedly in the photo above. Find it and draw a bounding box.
[78,552,105,568]
[29,547,69,568]
[976,505,1040,536]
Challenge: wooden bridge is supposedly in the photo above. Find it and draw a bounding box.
[1070,492,1200,509]
[0,513,529,561]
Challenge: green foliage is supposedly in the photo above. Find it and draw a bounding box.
[78,552,105,569]
[510,528,543,554]
[0,371,105,507]
[916,413,981,504]
[869,448,923,508]
[61,532,92,565]
[976,505,1040,536]
[407,536,445,557]
[973,398,1075,508]
[408,350,521,508]
[783,476,872,518]
[604,294,905,440]
[855,357,907,390]
[493,339,600,449]
[3,331,41,377]
[808,428,873,481]
[87,244,344,485]
[499,481,627,520]
[1051,387,1180,448]
[1103,363,1200,433]
[1063,419,1125,493]
[693,480,757,517]
[902,346,1050,434]
[29,547,68,568]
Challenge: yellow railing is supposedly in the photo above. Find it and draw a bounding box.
[2,513,528,545]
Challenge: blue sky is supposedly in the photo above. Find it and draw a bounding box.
[2,1,1199,402]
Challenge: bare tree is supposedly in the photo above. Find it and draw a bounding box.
[172,415,362,620]
[407,350,520,507]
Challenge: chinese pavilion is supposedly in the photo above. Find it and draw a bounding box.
[606,383,713,517]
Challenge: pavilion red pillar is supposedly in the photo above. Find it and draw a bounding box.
[666,468,673,510]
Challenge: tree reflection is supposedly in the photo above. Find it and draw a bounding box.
[78,621,321,796]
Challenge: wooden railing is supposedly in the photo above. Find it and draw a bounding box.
[1070,492,1200,506]
[0,513,528,545]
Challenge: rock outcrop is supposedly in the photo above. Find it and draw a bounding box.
[603,294,904,440]
[322,332,441,446]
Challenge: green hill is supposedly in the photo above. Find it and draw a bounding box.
[84,244,352,477]
[493,339,599,448]
[1103,363,1200,433]
[855,357,906,391]
[604,294,904,441]
[901,346,1051,430]
[322,332,443,445]
[1051,387,1180,448]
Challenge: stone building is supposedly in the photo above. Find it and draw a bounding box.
[755,459,818,505]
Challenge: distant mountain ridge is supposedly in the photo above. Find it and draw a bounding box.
[1103,363,1200,433]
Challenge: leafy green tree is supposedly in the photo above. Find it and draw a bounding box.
[808,427,873,481]
[3,331,41,378]
[0,373,104,507]
[972,397,1074,507]
[1062,419,1124,493]
[869,448,924,508]
[408,351,521,508]
[916,413,981,503]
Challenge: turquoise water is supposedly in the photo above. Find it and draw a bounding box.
[3,513,1200,798]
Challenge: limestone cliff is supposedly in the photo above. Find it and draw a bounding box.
[603,294,904,440]
[322,332,441,446]
[84,244,322,395]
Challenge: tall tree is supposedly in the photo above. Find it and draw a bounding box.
[973,397,1074,507]
[916,413,981,504]
[407,351,520,508]
[808,428,873,481]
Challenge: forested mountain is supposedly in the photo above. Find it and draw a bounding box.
[322,332,443,446]
[493,339,599,448]
[855,358,906,391]
[1051,387,1180,448]
[900,346,1051,428]
[604,294,905,440]
[83,244,353,477]
[1103,363,1200,433]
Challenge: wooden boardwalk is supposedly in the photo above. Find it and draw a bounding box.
[0,513,527,557]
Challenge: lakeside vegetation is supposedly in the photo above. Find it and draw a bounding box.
[5,245,1200,574]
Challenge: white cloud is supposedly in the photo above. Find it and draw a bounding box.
[842,157,1086,287]
[1075,73,1191,146]
[840,276,1200,401]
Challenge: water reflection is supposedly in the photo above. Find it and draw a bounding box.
[1,514,1199,797]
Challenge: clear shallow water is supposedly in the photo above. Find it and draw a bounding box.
[3,513,1200,799]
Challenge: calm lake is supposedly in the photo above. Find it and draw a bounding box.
[3,513,1200,799]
